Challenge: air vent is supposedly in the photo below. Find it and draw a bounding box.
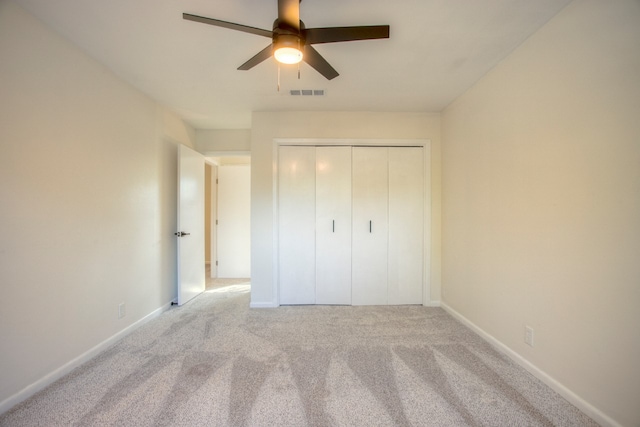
[290,89,325,96]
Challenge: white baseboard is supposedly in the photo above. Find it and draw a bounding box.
[440,302,621,427]
[0,300,175,416]
[251,301,441,308]
[249,301,279,308]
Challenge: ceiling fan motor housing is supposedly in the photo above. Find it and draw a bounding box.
[272,19,305,52]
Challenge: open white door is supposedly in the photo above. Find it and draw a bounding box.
[176,144,205,305]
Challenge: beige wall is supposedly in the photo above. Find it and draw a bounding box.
[250,111,442,306]
[162,109,196,150]
[196,129,251,153]
[441,1,640,426]
[0,1,194,410]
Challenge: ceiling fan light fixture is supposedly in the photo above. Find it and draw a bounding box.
[274,46,303,64]
[273,33,303,64]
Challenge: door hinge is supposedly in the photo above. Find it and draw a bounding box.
[216,261,218,266]
[216,179,218,184]
[216,220,218,225]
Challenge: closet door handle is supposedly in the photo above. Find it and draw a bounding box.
[332,220,335,233]
[369,220,372,233]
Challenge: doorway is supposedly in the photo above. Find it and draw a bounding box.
[205,156,251,287]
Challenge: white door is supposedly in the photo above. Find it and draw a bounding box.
[352,147,389,305]
[177,144,205,306]
[316,147,352,305]
[278,146,316,304]
[217,164,251,278]
[388,147,423,304]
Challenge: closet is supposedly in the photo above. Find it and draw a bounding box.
[278,145,423,306]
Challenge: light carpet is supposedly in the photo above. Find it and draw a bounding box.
[0,283,598,426]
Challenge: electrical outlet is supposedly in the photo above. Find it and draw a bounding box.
[118,303,126,319]
[525,326,534,347]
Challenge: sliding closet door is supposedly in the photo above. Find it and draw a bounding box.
[352,147,389,305]
[388,147,424,304]
[278,146,316,304]
[316,147,352,305]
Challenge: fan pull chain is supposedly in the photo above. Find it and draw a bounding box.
[277,64,281,92]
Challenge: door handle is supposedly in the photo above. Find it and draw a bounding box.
[174,231,190,237]
[332,220,335,233]
[369,221,372,233]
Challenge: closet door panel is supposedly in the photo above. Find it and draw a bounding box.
[278,146,316,304]
[316,147,352,305]
[388,147,424,304]
[352,147,388,305]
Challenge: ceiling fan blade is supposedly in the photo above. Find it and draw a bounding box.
[278,0,300,31]
[303,45,339,80]
[304,25,390,44]
[238,45,274,70]
[183,13,272,38]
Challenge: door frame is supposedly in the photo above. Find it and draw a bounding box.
[205,160,218,279]
[272,138,432,306]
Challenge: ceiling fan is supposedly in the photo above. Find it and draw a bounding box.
[183,0,390,80]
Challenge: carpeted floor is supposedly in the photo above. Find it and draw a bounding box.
[0,282,598,426]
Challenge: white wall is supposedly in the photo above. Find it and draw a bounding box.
[196,129,251,154]
[441,1,640,426]
[250,111,442,307]
[0,2,195,411]
[217,165,251,278]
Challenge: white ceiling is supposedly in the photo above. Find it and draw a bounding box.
[13,0,572,129]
